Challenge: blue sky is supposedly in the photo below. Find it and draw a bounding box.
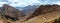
[0,0,60,7]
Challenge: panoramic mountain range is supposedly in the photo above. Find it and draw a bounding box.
[0,4,60,23]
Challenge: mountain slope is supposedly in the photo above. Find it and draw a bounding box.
[0,4,60,23]
[23,4,60,23]
[0,4,26,23]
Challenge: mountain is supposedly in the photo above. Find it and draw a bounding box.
[21,5,40,16]
[32,4,60,16]
[4,4,26,17]
[0,4,40,23]
[27,4,60,19]
[0,4,60,23]
[0,4,27,22]
[1,4,60,23]
[25,4,60,23]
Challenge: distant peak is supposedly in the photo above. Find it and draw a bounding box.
[2,4,14,8]
[3,4,9,7]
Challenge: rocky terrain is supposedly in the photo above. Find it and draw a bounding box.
[0,4,60,23]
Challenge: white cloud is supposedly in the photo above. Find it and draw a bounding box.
[0,0,60,7]
[9,2,29,7]
[8,0,40,7]
[52,2,60,5]
[0,2,8,7]
[0,2,7,4]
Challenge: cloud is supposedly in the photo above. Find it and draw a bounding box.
[0,2,8,7]
[39,0,60,5]
[9,2,29,7]
[0,0,40,7]
[0,0,60,7]
[8,0,40,7]
[52,2,60,5]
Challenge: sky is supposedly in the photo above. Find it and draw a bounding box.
[0,0,60,7]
